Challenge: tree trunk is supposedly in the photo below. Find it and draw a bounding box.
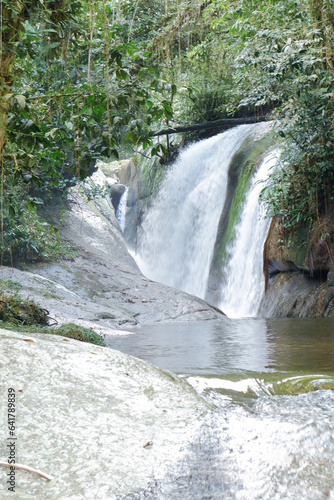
[0,0,63,155]
[311,0,334,69]
[149,116,269,137]
[0,1,27,154]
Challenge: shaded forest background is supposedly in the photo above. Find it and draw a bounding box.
[1,0,334,265]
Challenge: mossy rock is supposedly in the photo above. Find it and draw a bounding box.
[0,296,105,346]
[53,323,106,346]
[211,134,274,271]
[0,295,49,326]
[265,219,310,268]
[138,154,166,200]
[265,213,334,272]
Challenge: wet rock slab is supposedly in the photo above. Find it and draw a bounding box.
[0,329,209,499]
[2,173,223,332]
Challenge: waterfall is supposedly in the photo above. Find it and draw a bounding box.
[219,151,279,317]
[135,125,260,298]
[116,187,129,233]
[131,123,275,317]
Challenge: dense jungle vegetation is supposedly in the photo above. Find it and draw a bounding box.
[1,0,334,265]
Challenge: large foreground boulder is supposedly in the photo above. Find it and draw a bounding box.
[0,329,209,499]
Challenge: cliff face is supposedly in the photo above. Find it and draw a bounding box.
[260,214,334,317]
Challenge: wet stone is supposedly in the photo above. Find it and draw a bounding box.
[0,329,209,499]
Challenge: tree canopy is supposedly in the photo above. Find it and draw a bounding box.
[1,0,334,263]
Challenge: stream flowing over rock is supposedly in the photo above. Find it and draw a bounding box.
[0,328,209,499]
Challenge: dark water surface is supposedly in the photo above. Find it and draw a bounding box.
[110,318,334,500]
[108,318,334,375]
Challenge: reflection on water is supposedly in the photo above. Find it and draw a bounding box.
[111,318,334,500]
[107,318,334,375]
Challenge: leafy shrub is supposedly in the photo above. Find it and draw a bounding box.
[260,70,334,228]
[2,183,76,266]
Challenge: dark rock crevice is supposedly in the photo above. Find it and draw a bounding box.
[258,272,334,318]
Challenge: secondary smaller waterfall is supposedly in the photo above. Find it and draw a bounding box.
[219,151,279,317]
[116,187,129,233]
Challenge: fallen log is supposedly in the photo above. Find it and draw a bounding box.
[149,116,269,137]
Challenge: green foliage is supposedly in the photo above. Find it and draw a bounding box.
[260,67,334,227]
[0,294,49,326]
[2,0,177,210]
[79,179,110,201]
[7,37,173,180]
[0,279,22,290]
[0,290,105,346]
[2,183,76,266]
[53,323,106,346]
[0,297,106,346]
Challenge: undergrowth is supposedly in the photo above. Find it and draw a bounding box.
[0,295,106,346]
[2,182,78,267]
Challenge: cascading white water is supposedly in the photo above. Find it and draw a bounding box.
[116,187,129,233]
[219,151,279,317]
[135,125,258,298]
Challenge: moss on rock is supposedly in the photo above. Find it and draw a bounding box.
[210,134,274,274]
[0,295,106,345]
[0,294,49,325]
[52,323,106,346]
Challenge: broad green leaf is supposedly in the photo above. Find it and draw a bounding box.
[65,121,74,131]
[16,95,26,109]
[40,42,60,54]
[45,127,59,138]
[81,106,93,116]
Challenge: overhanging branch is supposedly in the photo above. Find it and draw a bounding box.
[149,116,269,137]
